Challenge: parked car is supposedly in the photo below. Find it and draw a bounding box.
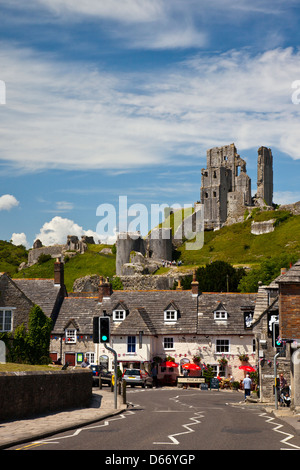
[90,364,112,386]
[122,369,153,388]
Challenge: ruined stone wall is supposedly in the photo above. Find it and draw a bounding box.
[251,220,275,235]
[120,274,181,290]
[28,245,67,265]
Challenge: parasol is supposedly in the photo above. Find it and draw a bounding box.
[239,365,256,372]
[182,363,202,370]
[160,361,179,368]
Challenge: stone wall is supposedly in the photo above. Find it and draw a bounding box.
[120,274,187,291]
[0,369,92,421]
[251,220,275,235]
[28,244,67,265]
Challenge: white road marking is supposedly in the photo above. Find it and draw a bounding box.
[258,412,300,450]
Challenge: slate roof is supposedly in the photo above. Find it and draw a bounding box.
[52,296,98,334]
[275,260,300,284]
[197,293,257,335]
[100,290,199,336]
[50,290,257,337]
[14,279,63,318]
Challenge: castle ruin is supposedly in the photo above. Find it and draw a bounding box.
[116,228,172,276]
[200,143,273,230]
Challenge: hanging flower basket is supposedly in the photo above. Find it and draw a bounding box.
[218,357,228,366]
[193,355,201,363]
[238,354,249,362]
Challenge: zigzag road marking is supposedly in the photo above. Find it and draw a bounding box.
[258,412,300,450]
[34,410,136,446]
[153,394,205,445]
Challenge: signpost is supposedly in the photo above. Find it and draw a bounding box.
[210,378,220,390]
[177,377,205,387]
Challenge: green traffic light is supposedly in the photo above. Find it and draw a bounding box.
[102,335,108,342]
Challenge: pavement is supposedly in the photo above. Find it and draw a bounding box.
[0,387,127,450]
[0,388,300,450]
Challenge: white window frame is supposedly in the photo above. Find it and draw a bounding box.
[164,309,177,322]
[86,352,95,364]
[65,328,77,344]
[214,310,228,320]
[113,310,126,321]
[127,336,136,354]
[0,308,14,332]
[215,338,230,354]
[163,337,174,350]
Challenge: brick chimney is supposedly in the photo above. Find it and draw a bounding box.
[54,258,64,286]
[191,270,199,297]
[98,276,112,303]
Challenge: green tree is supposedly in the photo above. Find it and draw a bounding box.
[196,261,245,292]
[238,254,298,293]
[25,305,53,364]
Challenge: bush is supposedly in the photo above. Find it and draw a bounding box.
[37,253,52,265]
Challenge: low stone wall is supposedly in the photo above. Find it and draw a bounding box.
[0,369,92,422]
[251,220,275,235]
[120,274,190,290]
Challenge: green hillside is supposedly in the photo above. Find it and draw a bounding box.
[2,207,300,293]
[12,244,116,292]
[178,209,300,269]
[0,240,28,275]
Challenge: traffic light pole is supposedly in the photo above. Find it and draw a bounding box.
[274,352,280,410]
[104,343,118,410]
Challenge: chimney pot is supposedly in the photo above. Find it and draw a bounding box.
[54,259,64,286]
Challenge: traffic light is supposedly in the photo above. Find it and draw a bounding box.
[93,316,100,343]
[100,316,110,343]
[275,336,284,349]
[93,316,110,343]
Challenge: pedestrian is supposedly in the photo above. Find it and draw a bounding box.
[151,364,158,388]
[81,356,90,368]
[243,374,252,401]
[279,373,287,389]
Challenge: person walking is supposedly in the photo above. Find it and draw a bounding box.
[243,374,252,401]
[151,364,158,388]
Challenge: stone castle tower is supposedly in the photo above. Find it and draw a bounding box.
[116,228,172,276]
[256,146,273,206]
[200,143,273,230]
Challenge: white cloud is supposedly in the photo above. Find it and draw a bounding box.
[273,191,300,205]
[0,194,19,211]
[34,216,101,246]
[1,44,300,177]
[11,232,30,249]
[56,201,74,212]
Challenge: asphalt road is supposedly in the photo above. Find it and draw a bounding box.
[10,388,300,452]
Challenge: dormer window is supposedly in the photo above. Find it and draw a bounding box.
[113,310,126,321]
[164,302,179,323]
[65,328,76,344]
[214,310,227,320]
[214,302,228,321]
[164,309,177,322]
[112,301,128,321]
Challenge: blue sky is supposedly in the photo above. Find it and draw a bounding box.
[1,0,300,248]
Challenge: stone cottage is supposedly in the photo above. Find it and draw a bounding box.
[49,272,257,384]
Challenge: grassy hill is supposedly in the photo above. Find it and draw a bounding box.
[0,240,28,275]
[12,244,116,292]
[177,209,300,269]
[2,207,300,292]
